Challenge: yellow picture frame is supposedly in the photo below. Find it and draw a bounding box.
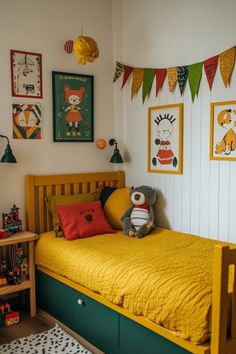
[210,100,236,161]
[148,103,183,174]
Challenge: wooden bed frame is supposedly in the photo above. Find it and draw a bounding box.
[25,171,236,354]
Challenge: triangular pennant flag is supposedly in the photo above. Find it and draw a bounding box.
[167,67,178,92]
[177,66,188,95]
[155,68,167,96]
[219,47,235,87]
[113,62,124,82]
[131,68,144,99]
[188,62,203,101]
[142,68,155,103]
[204,56,218,90]
[121,65,133,89]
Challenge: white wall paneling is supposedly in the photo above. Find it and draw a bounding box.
[113,0,236,242]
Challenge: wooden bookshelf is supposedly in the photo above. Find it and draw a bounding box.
[0,231,38,316]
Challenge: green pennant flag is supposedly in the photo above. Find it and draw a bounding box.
[188,62,203,101]
[142,68,155,103]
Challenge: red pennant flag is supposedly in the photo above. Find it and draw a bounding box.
[121,65,133,89]
[155,68,167,96]
[204,56,218,90]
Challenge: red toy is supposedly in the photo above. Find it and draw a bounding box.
[5,311,20,326]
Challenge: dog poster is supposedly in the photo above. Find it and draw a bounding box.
[210,101,236,160]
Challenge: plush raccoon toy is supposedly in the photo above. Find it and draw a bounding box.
[121,185,156,238]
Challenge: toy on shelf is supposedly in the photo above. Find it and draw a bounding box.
[5,311,20,326]
[0,301,11,315]
[20,257,29,280]
[2,204,22,237]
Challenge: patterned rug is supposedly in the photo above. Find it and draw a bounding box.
[0,324,92,354]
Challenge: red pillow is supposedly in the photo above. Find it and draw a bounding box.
[56,200,115,240]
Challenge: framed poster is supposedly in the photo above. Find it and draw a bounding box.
[12,103,42,139]
[148,103,183,174]
[10,50,43,98]
[210,100,236,160]
[52,71,94,142]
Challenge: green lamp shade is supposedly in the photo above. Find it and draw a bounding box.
[1,143,17,163]
[110,148,124,163]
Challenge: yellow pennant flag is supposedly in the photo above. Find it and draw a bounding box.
[131,68,144,99]
[167,67,178,92]
[219,47,235,87]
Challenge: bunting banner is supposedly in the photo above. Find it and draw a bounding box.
[219,47,235,87]
[131,68,144,99]
[155,68,167,96]
[177,66,188,95]
[142,68,155,102]
[204,56,218,90]
[121,65,133,89]
[188,62,203,101]
[167,67,178,92]
[113,62,124,83]
[115,45,236,103]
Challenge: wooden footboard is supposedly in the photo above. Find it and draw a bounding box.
[211,245,236,354]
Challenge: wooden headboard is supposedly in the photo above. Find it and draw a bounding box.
[25,171,125,234]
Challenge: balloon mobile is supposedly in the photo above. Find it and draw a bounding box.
[64,28,99,65]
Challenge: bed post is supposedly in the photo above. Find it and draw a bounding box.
[210,244,236,354]
[211,245,229,353]
[25,175,36,233]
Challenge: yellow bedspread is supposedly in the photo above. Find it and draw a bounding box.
[35,228,224,344]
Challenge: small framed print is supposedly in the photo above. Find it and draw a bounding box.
[210,100,236,161]
[52,71,94,142]
[10,49,43,98]
[148,103,183,174]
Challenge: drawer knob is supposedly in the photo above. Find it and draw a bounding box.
[77,298,84,306]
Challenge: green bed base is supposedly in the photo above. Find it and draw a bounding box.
[36,270,190,354]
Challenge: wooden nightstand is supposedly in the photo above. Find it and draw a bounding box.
[0,231,38,317]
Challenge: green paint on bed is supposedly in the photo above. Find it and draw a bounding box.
[119,315,191,354]
[36,270,191,354]
[36,270,119,354]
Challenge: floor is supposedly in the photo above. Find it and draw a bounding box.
[0,310,103,354]
[0,312,54,345]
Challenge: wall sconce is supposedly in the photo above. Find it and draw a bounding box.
[109,138,124,163]
[0,135,17,163]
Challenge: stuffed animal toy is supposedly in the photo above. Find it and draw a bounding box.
[121,185,156,238]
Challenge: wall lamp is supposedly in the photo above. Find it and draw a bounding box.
[109,138,124,163]
[0,135,17,163]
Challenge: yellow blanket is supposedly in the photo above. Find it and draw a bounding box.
[35,228,224,344]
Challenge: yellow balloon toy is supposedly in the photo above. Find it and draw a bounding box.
[73,36,99,65]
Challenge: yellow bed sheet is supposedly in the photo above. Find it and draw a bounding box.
[35,228,223,344]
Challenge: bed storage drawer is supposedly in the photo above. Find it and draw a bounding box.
[36,270,119,354]
[119,315,191,354]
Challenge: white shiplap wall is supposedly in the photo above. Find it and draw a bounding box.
[113,0,236,243]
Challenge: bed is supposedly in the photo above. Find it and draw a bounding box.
[26,171,236,354]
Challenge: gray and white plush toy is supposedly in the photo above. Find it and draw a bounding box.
[121,185,156,238]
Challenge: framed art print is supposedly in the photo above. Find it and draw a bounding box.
[210,100,236,161]
[12,103,42,139]
[10,50,43,98]
[148,103,183,174]
[52,71,94,142]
